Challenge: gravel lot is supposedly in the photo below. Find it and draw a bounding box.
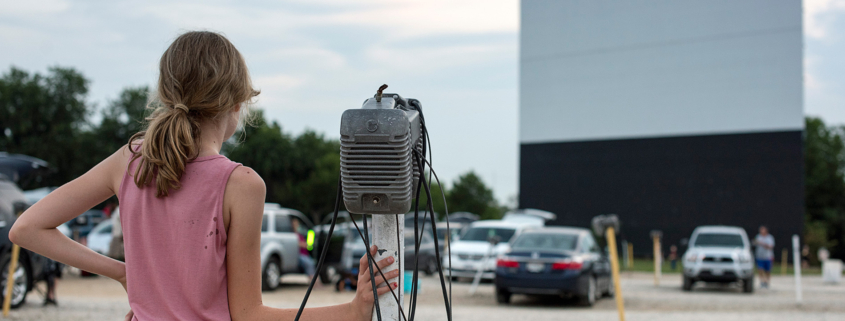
[5,271,844,320]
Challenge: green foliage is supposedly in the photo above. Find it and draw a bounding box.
[446,171,505,220]
[222,110,340,223]
[0,67,90,188]
[804,116,845,259]
[418,179,447,217]
[0,66,506,227]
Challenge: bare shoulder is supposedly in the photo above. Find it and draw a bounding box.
[226,166,265,195]
[104,144,137,193]
[224,166,265,229]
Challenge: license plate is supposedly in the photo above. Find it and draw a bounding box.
[527,262,545,273]
[711,269,723,276]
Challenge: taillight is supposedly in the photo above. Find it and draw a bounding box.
[496,258,519,268]
[551,260,583,270]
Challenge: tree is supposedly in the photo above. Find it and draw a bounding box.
[804,117,845,259]
[0,67,90,188]
[416,177,447,219]
[447,171,504,220]
[223,110,340,224]
[76,86,151,173]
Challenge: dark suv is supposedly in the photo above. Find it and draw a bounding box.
[0,175,49,308]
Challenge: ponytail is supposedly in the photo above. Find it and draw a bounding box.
[129,31,258,197]
[129,103,200,197]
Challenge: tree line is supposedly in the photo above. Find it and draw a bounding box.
[3,66,842,259]
[0,67,508,224]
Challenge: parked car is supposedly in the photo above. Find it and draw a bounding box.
[502,208,556,225]
[446,212,479,225]
[444,219,542,280]
[405,229,439,275]
[260,204,315,291]
[87,220,113,255]
[66,209,107,240]
[682,226,754,293]
[436,222,464,247]
[435,212,477,257]
[494,227,612,306]
[314,212,440,282]
[0,175,49,309]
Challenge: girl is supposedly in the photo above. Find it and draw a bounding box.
[10,31,397,320]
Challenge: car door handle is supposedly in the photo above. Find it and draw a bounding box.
[0,221,6,228]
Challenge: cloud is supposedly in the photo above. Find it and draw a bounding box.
[134,0,517,41]
[0,0,70,16]
[804,56,823,91]
[805,0,845,39]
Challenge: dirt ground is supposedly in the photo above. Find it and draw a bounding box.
[4,271,844,320]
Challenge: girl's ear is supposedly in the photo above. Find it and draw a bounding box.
[234,103,242,113]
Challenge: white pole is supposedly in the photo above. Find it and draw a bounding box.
[371,214,404,321]
[792,234,802,304]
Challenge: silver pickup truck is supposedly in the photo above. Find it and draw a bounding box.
[260,204,315,291]
[682,226,754,293]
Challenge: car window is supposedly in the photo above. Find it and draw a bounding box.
[275,214,292,233]
[512,233,578,251]
[261,215,268,232]
[290,216,309,235]
[693,233,744,247]
[461,227,516,242]
[101,225,113,234]
[589,236,600,253]
[405,230,434,245]
[579,236,591,253]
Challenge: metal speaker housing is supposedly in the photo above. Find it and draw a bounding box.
[340,94,421,214]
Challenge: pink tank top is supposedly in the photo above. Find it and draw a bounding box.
[118,153,240,321]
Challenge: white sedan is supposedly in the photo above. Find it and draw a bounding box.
[87,220,113,255]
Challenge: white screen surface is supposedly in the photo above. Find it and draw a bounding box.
[520,0,803,144]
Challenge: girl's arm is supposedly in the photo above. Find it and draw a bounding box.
[10,146,130,288]
[224,166,398,321]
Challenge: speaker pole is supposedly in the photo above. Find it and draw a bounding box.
[371,214,404,321]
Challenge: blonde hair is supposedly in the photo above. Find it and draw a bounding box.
[129,31,259,197]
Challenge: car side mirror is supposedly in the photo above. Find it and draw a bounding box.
[680,238,689,248]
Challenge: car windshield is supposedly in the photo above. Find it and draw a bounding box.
[512,233,579,251]
[460,227,516,242]
[436,227,460,241]
[693,233,744,247]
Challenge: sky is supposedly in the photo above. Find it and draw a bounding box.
[0,0,843,205]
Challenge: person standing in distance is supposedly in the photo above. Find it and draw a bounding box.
[9,31,397,321]
[753,226,775,289]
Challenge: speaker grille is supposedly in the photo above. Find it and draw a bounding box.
[340,132,414,205]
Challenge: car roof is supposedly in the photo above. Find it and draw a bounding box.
[693,225,747,234]
[436,222,465,229]
[468,219,537,229]
[264,206,303,215]
[520,226,590,236]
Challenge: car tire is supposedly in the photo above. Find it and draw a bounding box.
[742,276,754,293]
[682,275,693,292]
[578,276,597,307]
[604,276,615,298]
[319,265,336,285]
[0,254,29,309]
[495,287,511,304]
[262,256,282,291]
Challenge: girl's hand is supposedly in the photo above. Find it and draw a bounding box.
[124,309,134,321]
[349,245,399,321]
